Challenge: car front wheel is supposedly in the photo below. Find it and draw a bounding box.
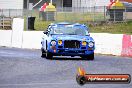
[41,49,46,58]
[46,52,53,59]
[88,53,94,60]
[81,53,94,60]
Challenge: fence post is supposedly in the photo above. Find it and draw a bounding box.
[55,9,57,21]
[9,9,11,17]
[26,9,28,30]
[124,7,126,22]
[64,7,66,21]
[2,9,3,16]
[104,6,106,22]
[93,6,95,22]
[114,9,115,22]
[83,7,85,22]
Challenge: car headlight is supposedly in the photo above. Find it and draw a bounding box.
[58,40,62,45]
[51,40,56,46]
[82,41,87,46]
[88,42,94,47]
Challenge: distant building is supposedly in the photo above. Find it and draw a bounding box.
[0,0,23,9]
[0,0,111,10]
[24,0,110,9]
[0,0,131,10]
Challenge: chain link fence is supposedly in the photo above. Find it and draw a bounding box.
[0,6,132,30]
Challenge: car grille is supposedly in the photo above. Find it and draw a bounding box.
[64,40,80,48]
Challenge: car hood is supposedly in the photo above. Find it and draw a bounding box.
[51,35,93,41]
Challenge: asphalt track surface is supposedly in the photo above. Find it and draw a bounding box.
[0,47,132,88]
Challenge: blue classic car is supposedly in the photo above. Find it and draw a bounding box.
[41,22,95,60]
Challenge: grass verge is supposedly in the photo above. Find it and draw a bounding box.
[30,19,132,34]
[89,21,132,34]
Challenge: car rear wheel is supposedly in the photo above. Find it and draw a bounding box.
[46,52,53,59]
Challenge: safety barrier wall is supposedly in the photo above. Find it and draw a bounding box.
[0,30,12,47]
[11,18,24,48]
[22,31,43,49]
[0,18,131,56]
[0,30,124,56]
[91,33,123,56]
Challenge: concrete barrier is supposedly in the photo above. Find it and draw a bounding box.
[11,18,24,48]
[22,31,43,49]
[91,33,123,56]
[0,30,123,56]
[0,30,12,47]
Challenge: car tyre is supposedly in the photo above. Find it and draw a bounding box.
[41,49,46,58]
[87,53,94,60]
[46,52,53,59]
[41,52,46,58]
[81,53,94,60]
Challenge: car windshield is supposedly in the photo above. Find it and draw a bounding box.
[50,25,89,36]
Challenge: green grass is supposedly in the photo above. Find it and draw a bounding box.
[25,18,132,34]
[56,12,105,22]
[89,21,132,34]
[24,11,106,31]
[34,21,53,31]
